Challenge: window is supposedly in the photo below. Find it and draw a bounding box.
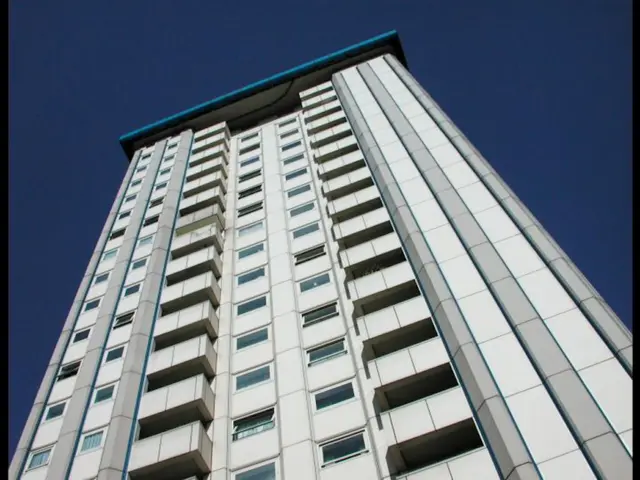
[137,235,154,247]
[166,143,177,151]
[135,165,147,173]
[283,153,304,166]
[154,182,168,191]
[308,339,346,365]
[287,184,311,198]
[300,272,331,293]
[149,197,163,208]
[143,215,159,227]
[131,258,147,270]
[295,245,325,265]
[44,402,66,421]
[130,179,142,187]
[241,132,259,142]
[281,140,301,152]
[293,222,319,239]
[321,432,366,465]
[93,272,110,285]
[80,429,105,452]
[27,447,52,470]
[236,463,276,480]
[302,85,334,101]
[280,129,298,140]
[105,345,125,363]
[118,211,131,220]
[124,194,137,203]
[159,167,171,176]
[102,249,118,261]
[236,365,270,390]
[290,202,315,217]
[163,155,175,163]
[123,283,141,297]
[236,328,268,350]
[84,298,101,312]
[237,267,265,286]
[238,185,262,200]
[141,152,152,160]
[303,303,338,326]
[238,221,263,237]
[238,243,264,259]
[237,296,267,316]
[94,384,116,404]
[239,169,262,183]
[238,202,263,218]
[315,382,355,410]
[285,167,308,181]
[113,311,135,329]
[72,328,91,343]
[240,156,260,168]
[232,408,275,441]
[57,360,81,381]
[279,118,297,128]
[109,228,125,240]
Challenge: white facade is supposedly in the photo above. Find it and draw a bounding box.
[10,35,632,480]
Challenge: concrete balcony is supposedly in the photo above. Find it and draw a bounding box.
[396,448,499,480]
[185,156,228,183]
[306,111,346,136]
[171,224,223,259]
[176,204,225,235]
[138,374,214,439]
[313,136,359,165]
[179,187,226,217]
[340,232,400,272]
[327,184,382,224]
[166,246,222,286]
[318,151,367,184]
[183,170,227,199]
[154,301,218,350]
[382,388,483,476]
[346,261,414,303]
[309,122,352,150]
[189,143,228,168]
[191,131,227,155]
[160,271,221,316]
[194,122,227,141]
[303,93,339,113]
[333,206,393,250]
[303,98,342,123]
[128,421,213,480]
[147,334,216,391]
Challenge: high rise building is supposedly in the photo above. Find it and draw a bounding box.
[10,31,632,480]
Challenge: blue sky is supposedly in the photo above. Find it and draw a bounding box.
[9,1,631,459]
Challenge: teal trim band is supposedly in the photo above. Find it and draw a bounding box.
[119,31,405,153]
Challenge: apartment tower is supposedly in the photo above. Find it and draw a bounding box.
[10,31,632,480]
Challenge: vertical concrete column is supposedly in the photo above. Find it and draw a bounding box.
[9,151,143,480]
[384,55,632,373]
[96,130,193,480]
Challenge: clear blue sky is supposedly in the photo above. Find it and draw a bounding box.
[9,0,631,460]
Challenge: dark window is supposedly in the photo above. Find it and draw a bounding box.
[308,339,346,365]
[154,182,168,191]
[45,402,65,421]
[236,463,275,480]
[113,312,135,329]
[57,361,81,381]
[118,211,131,220]
[237,296,267,315]
[84,299,101,312]
[293,222,319,239]
[238,243,264,259]
[283,153,304,166]
[131,258,147,270]
[232,408,275,441]
[236,365,270,390]
[239,169,262,183]
[300,272,331,292]
[72,329,91,343]
[238,143,260,156]
[321,432,366,465]
[285,168,307,181]
[287,184,311,198]
[279,118,297,128]
[281,140,301,152]
[238,185,262,200]
[240,156,260,168]
[94,272,110,285]
[237,328,268,350]
[124,194,137,203]
[303,303,338,325]
[280,129,298,140]
[109,229,125,240]
[238,267,265,285]
[130,179,142,187]
[315,383,355,410]
[149,198,163,208]
[143,216,159,227]
[123,284,141,297]
[295,245,325,265]
[94,384,115,403]
[105,346,125,363]
[238,202,263,218]
[290,202,315,217]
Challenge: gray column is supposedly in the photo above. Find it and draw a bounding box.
[357,62,631,479]
[333,73,540,480]
[384,55,633,374]
[97,130,194,480]
[9,151,143,480]
[46,141,167,480]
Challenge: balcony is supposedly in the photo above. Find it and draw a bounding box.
[185,156,228,183]
[318,153,368,185]
[346,261,415,308]
[327,184,382,224]
[340,232,400,272]
[128,421,212,480]
[176,204,225,235]
[189,143,228,168]
[154,301,218,351]
[191,131,227,155]
[306,111,347,136]
[309,122,352,150]
[160,271,221,316]
[146,334,216,392]
[313,136,359,165]
[166,246,222,287]
[171,224,223,260]
[138,374,214,439]
[183,170,227,199]
[396,448,499,480]
[333,207,394,250]
[179,187,226,217]
[304,99,343,124]
[193,122,227,142]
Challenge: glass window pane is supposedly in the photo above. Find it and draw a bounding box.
[45,403,65,420]
[84,299,100,311]
[309,340,345,364]
[239,221,264,237]
[300,273,330,292]
[237,296,267,315]
[237,328,268,350]
[283,153,304,165]
[303,303,338,324]
[73,329,90,343]
[281,140,301,152]
[236,366,270,390]
[233,409,275,440]
[315,383,354,410]
[238,267,265,285]
[290,202,315,217]
[285,168,307,181]
[94,385,115,403]
[240,156,260,168]
[238,243,264,259]
[105,346,124,363]
[28,449,51,469]
[287,184,311,198]
[80,431,104,452]
[322,433,365,464]
[236,462,276,480]
[293,223,319,239]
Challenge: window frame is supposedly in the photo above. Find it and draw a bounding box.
[124,194,137,203]
[93,383,117,404]
[57,360,82,382]
[143,215,159,227]
[307,338,347,366]
[72,328,91,344]
[299,272,331,293]
[240,156,260,168]
[131,258,148,271]
[102,248,118,262]
[238,221,264,238]
[319,430,368,466]
[137,235,154,248]
[241,132,259,143]
[238,242,265,260]
[109,228,126,240]
[26,446,53,471]
[232,407,276,441]
[117,211,131,220]
[84,298,101,312]
[238,169,262,184]
[113,311,135,329]
[238,184,262,200]
[279,129,298,140]
[292,222,320,239]
[281,140,302,152]
[130,179,142,187]
[289,201,315,218]
[279,118,297,128]
[43,401,66,422]
[237,201,264,218]
[287,183,312,198]
[294,245,326,265]
[149,197,164,208]
[79,428,107,453]
[302,302,339,326]
[93,272,110,286]
[285,167,308,181]
[104,345,126,364]
[313,381,356,412]
[235,327,269,351]
[237,266,266,286]
[236,295,268,316]
[283,153,304,166]
[154,182,168,191]
[123,282,142,297]
[234,461,277,480]
[158,167,171,177]
[235,364,272,392]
